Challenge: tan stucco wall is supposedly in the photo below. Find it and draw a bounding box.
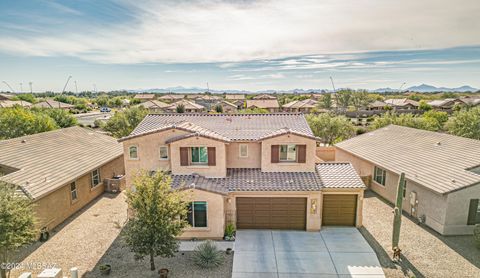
[170,136,227,178]
[178,189,226,239]
[320,188,365,228]
[34,155,125,231]
[226,191,322,231]
[336,147,451,234]
[226,142,261,168]
[444,184,480,235]
[261,134,316,172]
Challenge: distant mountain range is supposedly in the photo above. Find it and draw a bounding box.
[125,84,478,94]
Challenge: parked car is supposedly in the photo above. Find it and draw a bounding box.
[100,107,111,112]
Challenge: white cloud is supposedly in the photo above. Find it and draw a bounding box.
[0,0,479,64]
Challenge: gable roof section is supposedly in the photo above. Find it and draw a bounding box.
[134,94,155,100]
[336,125,480,194]
[225,94,245,100]
[166,100,204,110]
[316,162,366,189]
[283,99,318,109]
[384,98,419,107]
[246,99,279,109]
[122,113,314,141]
[253,94,276,100]
[0,127,123,200]
[136,100,170,109]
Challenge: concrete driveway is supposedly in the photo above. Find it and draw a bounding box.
[232,228,385,278]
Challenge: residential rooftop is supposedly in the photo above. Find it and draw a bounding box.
[336,125,480,194]
[0,127,123,200]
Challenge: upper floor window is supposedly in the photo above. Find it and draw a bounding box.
[159,146,169,160]
[187,201,207,227]
[129,146,138,160]
[239,144,248,158]
[91,168,101,188]
[70,182,78,202]
[374,166,386,186]
[279,144,297,162]
[191,147,208,164]
[467,199,480,225]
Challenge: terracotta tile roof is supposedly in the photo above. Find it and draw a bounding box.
[0,93,14,100]
[369,100,388,108]
[33,100,74,109]
[216,100,237,108]
[316,162,366,189]
[282,99,318,109]
[253,94,277,100]
[136,100,170,109]
[158,94,185,100]
[166,100,205,111]
[246,99,279,109]
[0,100,32,108]
[384,98,419,107]
[225,94,245,100]
[134,94,156,99]
[257,127,319,141]
[124,113,313,141]
[0,127,123,200]
[336,125,480,194]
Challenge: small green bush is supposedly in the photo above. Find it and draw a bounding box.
[192,240,224,269]
[224,223,236,238]
[474,224,480,249]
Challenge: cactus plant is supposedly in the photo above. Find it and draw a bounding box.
[392,173,405,253]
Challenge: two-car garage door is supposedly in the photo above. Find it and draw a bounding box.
[236,197,307,230]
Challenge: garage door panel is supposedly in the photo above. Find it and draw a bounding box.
[322,194,357,226]
[236,197,306,230]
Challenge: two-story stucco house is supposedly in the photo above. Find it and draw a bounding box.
[336,125,480,235]
[119,113,366,239]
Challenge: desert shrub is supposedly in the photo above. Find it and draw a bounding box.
[224,223,236,238]
[192,240,224,269]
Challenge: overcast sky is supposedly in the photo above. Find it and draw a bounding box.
[1,0,479,92]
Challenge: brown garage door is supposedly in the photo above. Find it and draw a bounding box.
[236,197,307,230]
[322,194,357,226]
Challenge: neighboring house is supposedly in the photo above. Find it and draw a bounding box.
[133,94,156,102]
[225,94,245,101]
[135,100,170,113]
[166,99,205,113]
[428,98,467,110]
[0,127,125,233]
[0,93,14,100]
[335,125,480,235]
[195,95,222,110]
[282,99,318,113]
[186,94,203,100]
[33,99,75,110]
[119,114,366,239]
[246,99,280,112]
[212,100,238,113]
[384,98,419,110]
[253,94,277,100]
[367,100,388,111]
[460,96,480,107]
[158,94,185,102]
[0,100,32,108]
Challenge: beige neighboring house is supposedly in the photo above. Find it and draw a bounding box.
[253,94,277,100]
[136,100,170,113]
[428,98,467,110]
[246,99,280,112]
[213,100,238,113]
[0,100,32,108]
[367,100,388,111]
[384,98,419,110]
[166,99,205,113]
[119,114,366,239]
[225,94,245,108]
[0,93,14,100]
[0,127,125,233]
[282,99,318,113]
[133,94,156,102]
[336,125,480,235]
[158,94,185,102]
[33,99,75,110]
[460,96,480,107]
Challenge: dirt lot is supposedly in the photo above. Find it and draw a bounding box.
[361,190,480,278]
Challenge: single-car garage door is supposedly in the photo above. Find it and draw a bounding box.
[236,197,307,230]
[322,194,357,226]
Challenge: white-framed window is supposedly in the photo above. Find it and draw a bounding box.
[191,147,208,164]
[279,144,297,162]
[159,145,169,160]
[129,145,138,160]
[374,166,386,186]
[239,144,248,158]
[91,168,101,188]
[70,182,78,202]
[187,201,207,227]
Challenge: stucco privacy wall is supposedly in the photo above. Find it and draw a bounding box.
[336,148,449,234]
[320,189,364,228]
[445,184,480,235]
[226,142,261,168]
[261,134,316,172]
[178,189,226,239]
[34,156,125,231]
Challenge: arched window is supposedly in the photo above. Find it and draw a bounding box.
[129,146,138,159]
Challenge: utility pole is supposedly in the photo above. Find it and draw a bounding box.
[62,75,72,94]
[398,82,406,93]
[206,82,210,93]
[74,80,78,94]
[93,84,97,93]
[330,76,338,113]
[2,81,15,93]
[29,82,33,94]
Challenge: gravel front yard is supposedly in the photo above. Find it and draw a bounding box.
[11,193,128,277]
[361,190,480,278]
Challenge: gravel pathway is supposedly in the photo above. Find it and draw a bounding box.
[361,190,480,278]
[11,193,128,278]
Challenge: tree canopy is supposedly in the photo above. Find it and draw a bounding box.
[369,111,448,132]
[306,113,355,145]
[446,107,480,140]
[123,171,190,271]
[103,107,148,138]
[0,107,58,139]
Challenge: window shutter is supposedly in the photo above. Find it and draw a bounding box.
[467,199,479,225]
[271,145,279,163]
[180,147,189,166]
[297,145,307,163]
[207,147,216,166]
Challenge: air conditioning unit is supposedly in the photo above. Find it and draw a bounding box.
[37,268,63,278]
